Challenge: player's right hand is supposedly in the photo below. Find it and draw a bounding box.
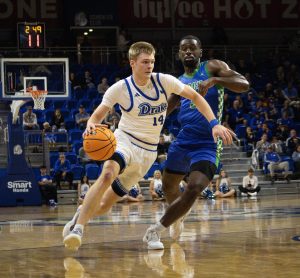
[83,123,108,138]
[212,125,235,145]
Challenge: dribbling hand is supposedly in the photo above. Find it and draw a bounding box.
[212,125,236,145]
[82,123,108,138]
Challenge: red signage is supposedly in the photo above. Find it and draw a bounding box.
[119,0,300,28]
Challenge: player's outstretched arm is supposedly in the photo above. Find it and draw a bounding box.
[198,60,250,95]
[180,85,234,145]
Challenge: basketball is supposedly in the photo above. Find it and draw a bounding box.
[83,127,117,161]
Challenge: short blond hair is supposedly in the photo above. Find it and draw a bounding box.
[128,41,155,60]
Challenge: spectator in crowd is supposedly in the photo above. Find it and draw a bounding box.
[239,168,260,197]
[226,99,244,129]
[37,165,57,206]
[292,145,300,174]
[281,100,295,120]
[214,169,236,198]
[83,70,95,89]
[54,153,74,189]
[285,129,300,154]
[120,184,144,202]
[78,176,90,205]
[42,122,56,145]
[78,146,92,165]
[275,124,290,142]
[276,110,294,129]
[255,133,271,167]
[245,126,255,149]
[271,136,284,154]
[103,107,120,130]
[264,145,291,183]
[58,122,67,133]
[23,106,39,130]
[51,108,65,130]
[149,170,164,200]
[256,123,272,141]
[70,72,83,90]
[156,135,168,164]
[75,105,90,130]
[97,77,110,96]
[283,81,298,101]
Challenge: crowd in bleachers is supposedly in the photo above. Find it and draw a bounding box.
[21,53,300,191]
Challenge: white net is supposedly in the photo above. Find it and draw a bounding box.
[29,89,47,110]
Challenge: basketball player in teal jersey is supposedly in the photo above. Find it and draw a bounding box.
[143,35,249,249]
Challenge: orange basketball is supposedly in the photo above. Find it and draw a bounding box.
[83,127,116,161]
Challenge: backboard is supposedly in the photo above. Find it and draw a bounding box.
[0,58,70,100]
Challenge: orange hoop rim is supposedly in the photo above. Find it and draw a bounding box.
[28,89,48,98]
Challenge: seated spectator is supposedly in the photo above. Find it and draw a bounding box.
[264,145,291,183]
[256,123,272,141]
[149,170,164,200]
[249,112,264,132]
[156,135,168,164]
[58,122,67,133]
[275,124,289,142]
[271,136,283,154]
[292,145,300,173]
[51,108,65,130]
[286,129,300,155]
[78,146,92,165]
[120,184,144,202]
[42,122,56,145]
[23,106,39,130]
[245,126,255,151]
[283,81,298,101]
[75,105,90,130]
[37,165,57,206]
[69,72,83,90]
[83,70,95,89]
[255,133,270,167]
[103,107,120,129]
[78,175,90,205]
[97,76,110,96]
[226,99,244,129]
[281,100,295,120]
[239,168,260,197]
[53,153,74,189]
[276,111,294,129]
[214,169,236,198]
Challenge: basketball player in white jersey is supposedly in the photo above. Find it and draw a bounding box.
[63,41,234,251]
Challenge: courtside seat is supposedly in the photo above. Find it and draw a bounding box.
[71,164,85,180]
[85,163,100,180]
[69,129,83,144]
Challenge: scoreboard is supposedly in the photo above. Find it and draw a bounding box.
[17,22,45,49]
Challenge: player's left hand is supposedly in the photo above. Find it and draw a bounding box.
[212,125,235,145]
[198,78,216,96]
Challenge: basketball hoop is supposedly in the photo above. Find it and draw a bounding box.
[27,87,48,110]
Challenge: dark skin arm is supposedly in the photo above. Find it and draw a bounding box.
[167,59,249,116]
[199,59,250,95]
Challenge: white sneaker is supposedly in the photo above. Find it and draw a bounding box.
[143,226,164,250]
[241,193,248,197]
[62,206,81,238]
[248,192,257,196]
[63,228,83,251]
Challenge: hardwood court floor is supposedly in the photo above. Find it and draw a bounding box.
[0,194,300,278]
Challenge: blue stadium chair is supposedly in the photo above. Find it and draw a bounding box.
[26,132,42,144]
[144,162,161,179]
[235,124,246,139]
[72,140,83,155]
[85,164,100,180]
[71,164,85,180]
[60,108,70,120]
[50,152,59,169]
[77,99,91,109]
[53,100,66,110]
[87,88,98,99]
[69,129,83,143]
[65,152,78,165]
[55,132,68,143]
[66,100,78,110]
[64,118,76,130]
[45,109,54,122]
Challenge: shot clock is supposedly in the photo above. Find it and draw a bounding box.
[17,22,45,49]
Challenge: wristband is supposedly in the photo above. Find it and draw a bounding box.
[209,119,219,129]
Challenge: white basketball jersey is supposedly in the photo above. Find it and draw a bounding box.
[102,73,184,151]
